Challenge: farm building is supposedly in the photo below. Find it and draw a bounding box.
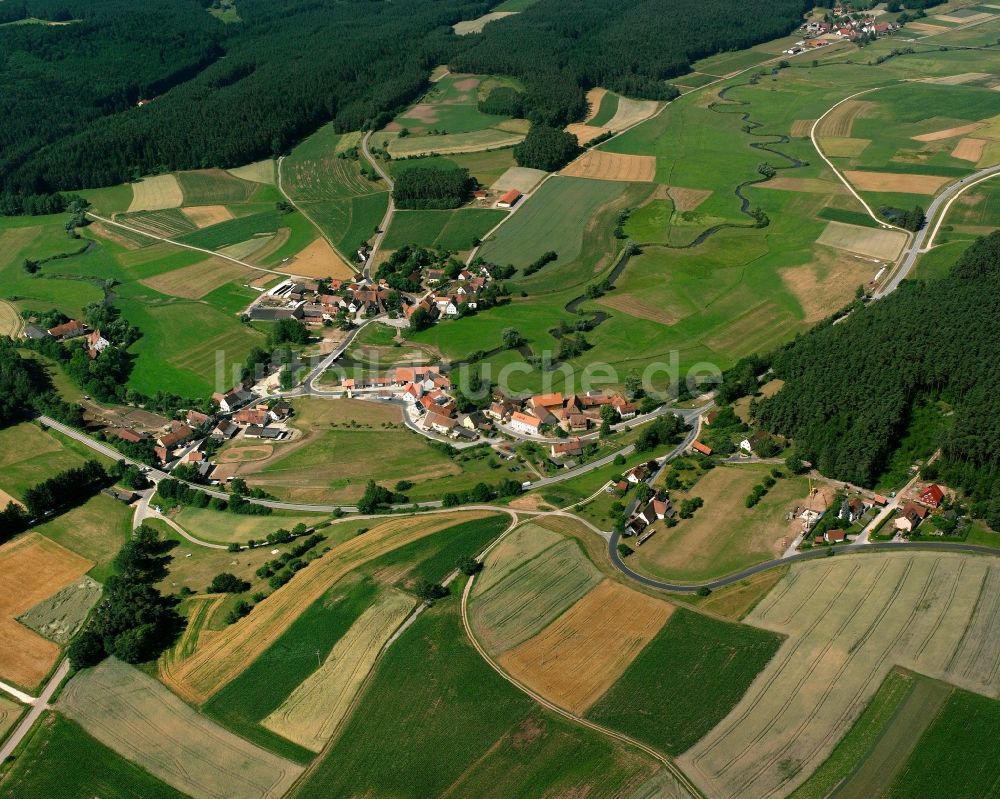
[692,441,713,456]
[47,319,89,340]
[509,412,542,436]
[112,428,147,444]
[244,425,285,440]
[496,189,522,209]
[157,424,194,449]
[551,439,583,458]
[211,421,238,441]
[186,410,212,428]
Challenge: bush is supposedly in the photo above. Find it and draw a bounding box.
[415,580,449,604]
[68,630,106,670]
[225,600,253,625]
[457,555,482,576]
[617,542,634,558]
[207,572,251,594]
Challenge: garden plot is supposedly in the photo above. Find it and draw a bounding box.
[0,534,92,689]
[128,175,183,212]
[681,552,1000,799]
[58,659,303,799]
[816,220,907,261]
[497,579,673,714]
[16,576,101,644]
[262,587,413,751]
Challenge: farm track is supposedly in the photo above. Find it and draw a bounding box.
[460,574,705,799]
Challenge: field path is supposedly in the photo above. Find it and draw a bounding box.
[359,130,396,278]
[460,574,703,798]
[86,210,292,279]
[0,658,69,763]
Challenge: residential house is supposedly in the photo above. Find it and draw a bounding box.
[86,329,111,358]
[214,388,253,413]
[211,421,238,441]
[550,438,583,459]
[919,484,945,508]
[47,319,88,340]
[839,497,866,524]
[268,401,292,422]
[824,528,846,544]
[509,411,542,436]
[612,395,637,419]
[895,502,928,533]
[739,431,769,454]
[563,413,588,433]
[234,408,269,426]
[157,425,194,450]
[186,410,212,428]
[112,428,147,444]
[625,464,650,484]
[528,393,563,413]
[486,399,514,422]
[652,494,674,520]
[423,412,456,436]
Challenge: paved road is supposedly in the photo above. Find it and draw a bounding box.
[0,658,70,762]
[609,537,1000,593]
[876,163,1000,297]
[360,131,395,278]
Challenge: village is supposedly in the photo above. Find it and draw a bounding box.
[786,6,901,53]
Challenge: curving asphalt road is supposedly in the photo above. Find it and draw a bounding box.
[875,163,1000,297]
[608,536,1000,594]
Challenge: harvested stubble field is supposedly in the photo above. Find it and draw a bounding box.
[606,97,660,131]
[816,220,908,261]
[0,695,21,741]
[951,137,987,161]
[262,586,413,751]
[681,552,1000,799]
[387,128,525,157]
[163,510,496,702]
[227,159,276,185]
[279,235,354,278]
[490,165,547,194]
[0,534,92,689]
[843,169,951,195]
[497,579,674,714]
[565,122,609,144]
[128,174,183,212]
[912,121,985,142]
[470,522,604,653]
[16,576,102,644]
[561,150,656,182]
[58,659,303,799]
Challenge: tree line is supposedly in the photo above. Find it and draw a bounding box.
[752,231,1000,528]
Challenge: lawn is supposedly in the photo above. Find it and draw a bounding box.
[0,712,185,799]
[586,607,781,755]
[629,465,810,583]
[293,585,658,799]
[382,208,506,252]
[203,574,380,762]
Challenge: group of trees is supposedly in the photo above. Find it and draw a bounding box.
[880,204,926,231]
[754,231,1000,528]
[376,245,455,293]
[157,477,273,516]
[69,525,182,668]
[513,126,580,172]
[0,340,83,430]
[442,479,523,507]
[357,480,409,514]
[21,459,110,520]
[635,413,686,453]
[478,87,524,118]
[393,166,474,210]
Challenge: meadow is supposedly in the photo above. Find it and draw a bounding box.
[630,465,810,583]
[32,494,134,582]
[587,607,782,756]
[0,712,185,799]
[387,147,516,187]
[682,552,1000,798]
[293,585,660,799]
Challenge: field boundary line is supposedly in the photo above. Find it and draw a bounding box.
[809,86,909,234]
[460,574,705,798]
[86,211,293,279]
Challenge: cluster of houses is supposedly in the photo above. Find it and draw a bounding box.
[248,278,397,323]
[488,391,639,438]
[23,319,111,359]
[403,264,498,324]
[894,483,947,535]
[788,12,898,51]
[108,389,292,476]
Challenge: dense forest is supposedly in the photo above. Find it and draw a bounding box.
[753,232,1000,526]
[2,0,810,206]
[393,167,474,209]
[452,0,811,125]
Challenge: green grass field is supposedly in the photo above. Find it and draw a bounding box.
[0,712,185,799]
[203,574,379,762]
[386,148,516,187]
[586,607,782,755]
[883,688,1000,799]
[176,209,281,250]
[0,422,89,499]
[305,192,390,254]
[294,585,658,799]
[588,91,620,127]
[383,208,505,251]
[33,493,133,582]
